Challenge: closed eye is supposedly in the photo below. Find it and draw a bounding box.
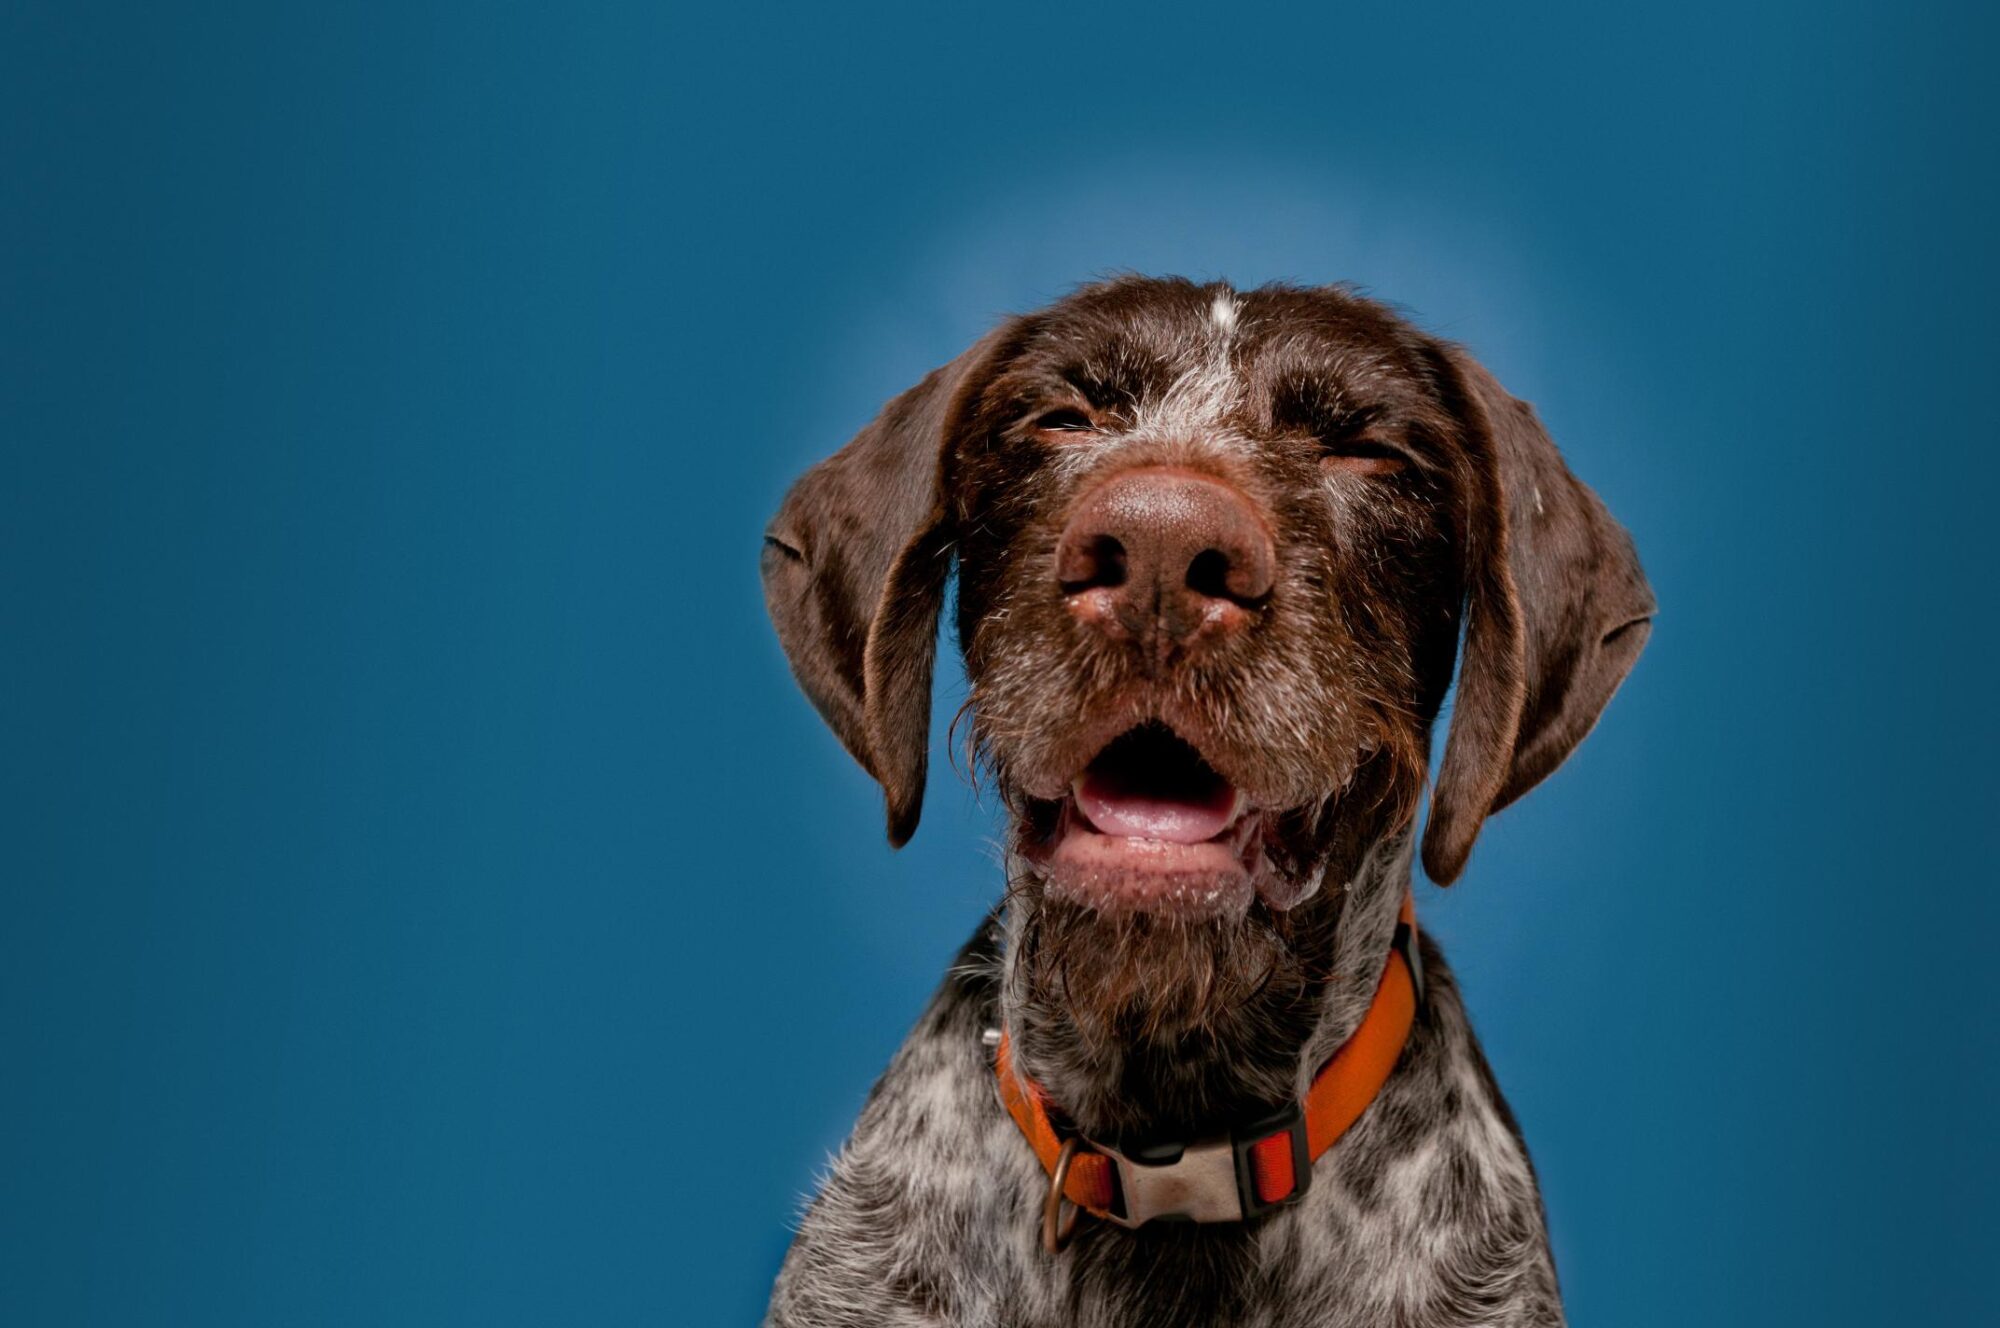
[1320,439,1410,476]
[1033,407,1098,436]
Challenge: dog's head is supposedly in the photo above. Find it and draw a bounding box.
[763,278,1651,1109]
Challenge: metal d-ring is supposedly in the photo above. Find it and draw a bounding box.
[1042,1136,1086,1254]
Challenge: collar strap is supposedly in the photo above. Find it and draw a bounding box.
[995,894,1422,1233]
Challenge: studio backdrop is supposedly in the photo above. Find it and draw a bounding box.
[5,2,1994,1324]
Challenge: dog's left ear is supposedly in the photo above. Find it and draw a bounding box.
[1421,343,1656,885]
[760,322,1021,847]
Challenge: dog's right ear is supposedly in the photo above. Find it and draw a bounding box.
[761,322,1021,847]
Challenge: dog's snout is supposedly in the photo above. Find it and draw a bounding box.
[1055,468,1274,645]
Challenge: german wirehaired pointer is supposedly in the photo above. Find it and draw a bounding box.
[760,277,1653,1326]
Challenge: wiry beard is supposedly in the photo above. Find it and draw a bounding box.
[1012,878,1303,1045]
[999,849,1354,1141]
[992,760,1424,1141]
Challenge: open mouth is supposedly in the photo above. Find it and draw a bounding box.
[1031,724,1264,920]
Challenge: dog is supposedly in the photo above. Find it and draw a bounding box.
[759,276,1653,1326]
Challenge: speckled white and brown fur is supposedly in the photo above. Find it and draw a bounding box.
[760,277,1653,1327]
[766,837,1560,1327]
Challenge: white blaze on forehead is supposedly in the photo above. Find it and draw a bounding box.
[1084,285,1252,447]
[1131,287,1243,434]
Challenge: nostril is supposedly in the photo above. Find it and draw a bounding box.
[1059,534,1128,595]
[1186,546,1270,606]
[1185,548,1233,601]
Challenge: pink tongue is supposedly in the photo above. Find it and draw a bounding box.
[1074,768,1240,844]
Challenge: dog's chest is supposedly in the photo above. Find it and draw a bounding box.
[766,958,1562,1328]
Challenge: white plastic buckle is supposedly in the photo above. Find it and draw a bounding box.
[1089,1134,1247,1227]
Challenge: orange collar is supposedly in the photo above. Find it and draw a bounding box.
[995,894,1422,1247]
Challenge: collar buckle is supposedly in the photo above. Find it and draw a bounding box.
[1088,1100,1311,1229]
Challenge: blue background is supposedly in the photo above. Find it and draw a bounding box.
[6,2,1995,1323]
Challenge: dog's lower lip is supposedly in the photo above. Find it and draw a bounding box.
[1035,801,1263,920]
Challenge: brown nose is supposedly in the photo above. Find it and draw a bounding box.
[1055,468,1276,646]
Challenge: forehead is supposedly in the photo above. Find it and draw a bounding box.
[1003,279,1436,417]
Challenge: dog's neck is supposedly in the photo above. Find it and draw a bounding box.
[998,833,1416,1146]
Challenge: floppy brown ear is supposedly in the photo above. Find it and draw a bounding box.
[1421,344,1656,885]
[760,323,1020,846]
